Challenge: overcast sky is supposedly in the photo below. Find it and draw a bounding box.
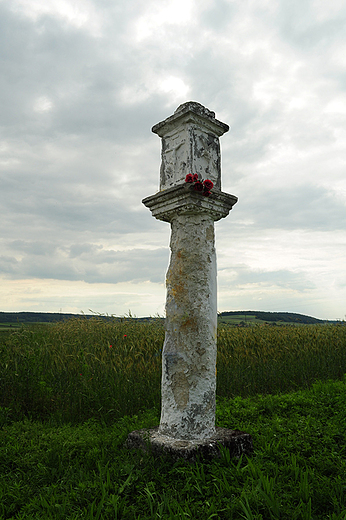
[0,0,345,320]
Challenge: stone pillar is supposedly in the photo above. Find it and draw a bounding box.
[160,212,217,439]
[126,102,253,459]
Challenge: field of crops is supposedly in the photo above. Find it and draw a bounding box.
[1,318,346,519]
[1,317,345,424]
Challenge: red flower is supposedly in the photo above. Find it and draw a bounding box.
[202,190,211,197]
[203,179,214,190]
[192,174,199,182]
[193,181,204,192]
[185,174,194,183]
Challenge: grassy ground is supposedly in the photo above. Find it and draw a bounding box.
[1,318,346,424]
[1,319,346,518]
[1,379,345,519]
[0,324,22,333]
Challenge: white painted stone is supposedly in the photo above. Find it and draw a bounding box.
[142,183,238,224]
[143,102,237,441]
[159,212,217,439]
[152,101,229,192]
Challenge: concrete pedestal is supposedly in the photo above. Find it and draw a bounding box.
[126,427,253,462]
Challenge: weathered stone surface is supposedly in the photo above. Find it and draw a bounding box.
[152,101,229,192]
[125,427,253,462]
[142,183,237,223]
[159,211,217,439]
[144,103,237,441]
[126,102,252,460]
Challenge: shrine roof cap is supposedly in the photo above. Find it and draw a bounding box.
[152,101,229,136]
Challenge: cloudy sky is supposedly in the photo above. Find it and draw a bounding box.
[0,0,345,320]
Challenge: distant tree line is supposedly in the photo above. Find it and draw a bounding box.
[0,310,332,325]
[0,312,102,324]
[0,312,156,324]
[219,311,324,324]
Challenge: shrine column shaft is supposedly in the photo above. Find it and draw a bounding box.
[143,102,237,440]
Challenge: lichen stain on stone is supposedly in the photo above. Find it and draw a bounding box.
[172,370,189,410]
[202,390,215,411]
[171,280,187,301]
[206,225,214,242]
[169,249,191,303]
[181,315,199,333]
[164,351,178,377]
[196,342,206,356]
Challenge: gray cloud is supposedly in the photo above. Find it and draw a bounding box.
[219,264,315,292]
[0,255,19,275]
[0,0,345,318]
[277,0,346,50]
[234,184,346,232]
[2,240,169,284]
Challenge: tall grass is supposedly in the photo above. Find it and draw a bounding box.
[217,324,346,397]
[2,380,346,519]
[0,318,345,424]
[0,317,164,423]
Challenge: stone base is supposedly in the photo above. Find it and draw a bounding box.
[125,427,253,462]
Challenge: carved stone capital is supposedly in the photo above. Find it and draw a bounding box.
[152,101,230,191]
[142,184,238,223]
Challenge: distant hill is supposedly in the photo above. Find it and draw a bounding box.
[0,311,86,324]
[0,312,152,325]
[0,310,329,326]
[218,311,324,325]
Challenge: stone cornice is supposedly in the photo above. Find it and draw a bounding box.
[142,183,238,223]
[152,101,229,138]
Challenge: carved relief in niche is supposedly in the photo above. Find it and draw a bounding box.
[160,132,188,190]
[191,129,221,189]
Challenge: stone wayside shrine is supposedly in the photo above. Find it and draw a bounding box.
[126,102,253,460]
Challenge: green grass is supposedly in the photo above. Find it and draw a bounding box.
[1,379,346,519]
[217,324,346,398]
[1,319,346,518]
[0,318,163,423]
[1,318,345,425]
[218,315,262,326]
[0,323,21,329]
[0,324,22,337]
